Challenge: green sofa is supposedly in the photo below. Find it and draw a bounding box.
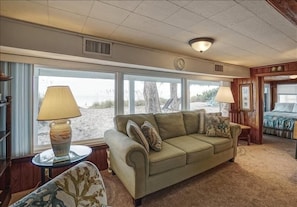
[104,110,242,206]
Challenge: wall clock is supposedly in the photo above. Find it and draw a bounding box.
[174,58,185,71]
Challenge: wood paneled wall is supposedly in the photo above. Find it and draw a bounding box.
[9,144,108,193]
[231,61,297,144]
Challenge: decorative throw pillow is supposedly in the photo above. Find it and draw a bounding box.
[141,121,162,152]
[205,115,231,138]
[126,120,149,152]
[199,111,222,134]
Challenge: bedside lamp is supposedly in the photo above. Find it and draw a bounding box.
[215,86,234,116]
[37,86,81,157]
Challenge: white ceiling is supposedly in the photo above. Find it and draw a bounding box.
[0,0,296,68]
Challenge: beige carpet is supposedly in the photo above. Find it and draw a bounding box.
[103,135,297,207]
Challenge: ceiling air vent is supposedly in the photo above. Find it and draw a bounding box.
[83,38,112,56]
[215,64,223,72]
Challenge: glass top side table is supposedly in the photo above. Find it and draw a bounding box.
[32,145,92,184]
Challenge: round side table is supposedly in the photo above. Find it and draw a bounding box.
[32,145,92,184]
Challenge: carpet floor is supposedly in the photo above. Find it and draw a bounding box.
[103,135,297,207]
[10,135,297,207]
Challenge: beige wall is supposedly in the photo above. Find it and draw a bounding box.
[0,17,250,79]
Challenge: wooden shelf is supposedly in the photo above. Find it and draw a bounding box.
[0,73,12,207]
[0,102,8,107]
[0,76,12,81]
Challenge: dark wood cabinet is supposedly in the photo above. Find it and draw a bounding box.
[0,75,12,207]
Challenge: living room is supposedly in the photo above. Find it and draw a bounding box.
[0,0,297,206]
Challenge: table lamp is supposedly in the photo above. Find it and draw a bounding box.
[215,86,234,116]
[37,86,81,157]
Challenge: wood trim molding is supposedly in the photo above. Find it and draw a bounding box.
[10,144,109,193]
[266,0,297,26]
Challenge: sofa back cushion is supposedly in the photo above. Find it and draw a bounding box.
[154,112,187,140]
[114,113,158,135]
[182,109,205,134]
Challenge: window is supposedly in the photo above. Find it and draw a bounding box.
[34,67,115,150]
[124,75,181,114]
[3,60,230,157]
[277,84,297,103]
[188,80,220,112]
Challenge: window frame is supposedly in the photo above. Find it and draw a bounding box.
[33,66,116,152]
[7,61,232,155]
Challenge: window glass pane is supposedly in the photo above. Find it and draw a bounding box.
[35,68,115,149]
[278,95,297,103]
[277,84,297,103]
[188,80,220,112]
[124,75,181,114]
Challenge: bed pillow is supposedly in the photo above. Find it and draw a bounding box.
[126,120,150,152]
[292,104,297,113]
[205,115,231,138]
[273,103,295,112]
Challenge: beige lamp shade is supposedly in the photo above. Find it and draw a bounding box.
[215,86,235,103]
[37,86,81,121]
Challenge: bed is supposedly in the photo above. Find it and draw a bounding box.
[263,103,297,139]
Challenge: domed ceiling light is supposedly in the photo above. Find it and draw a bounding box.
[189,37,214,53]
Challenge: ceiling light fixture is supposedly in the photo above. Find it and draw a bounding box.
[289,75,297,79]
[189,37,214,53]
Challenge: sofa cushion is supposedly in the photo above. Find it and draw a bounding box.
[190,134,233,154]
[141,121,162,152]
[182,110,203,134]
[199,111,222,134]
[126,120,150,152]
[164,136,213,164]
[114,113,158,135]
[205,115,231,138]
[149,142,186,175]
[154,112,187,140]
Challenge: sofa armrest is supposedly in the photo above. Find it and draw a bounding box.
[230,123,242,156]
[104,129,149,199]
[104,129,149,169]
[230,123,242,140]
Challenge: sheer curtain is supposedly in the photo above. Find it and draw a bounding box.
[2,62,33,157]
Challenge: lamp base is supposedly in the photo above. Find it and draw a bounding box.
[49,119,72,157]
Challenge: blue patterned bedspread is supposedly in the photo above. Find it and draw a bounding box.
[263,111,297,131]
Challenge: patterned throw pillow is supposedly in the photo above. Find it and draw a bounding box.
[205,115,231,138]
[126,120,150,152]
[198,111,221,134]
[141,121,162,152]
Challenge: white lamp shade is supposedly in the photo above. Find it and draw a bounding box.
[37,86,81,121]
[215,86,235,103]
